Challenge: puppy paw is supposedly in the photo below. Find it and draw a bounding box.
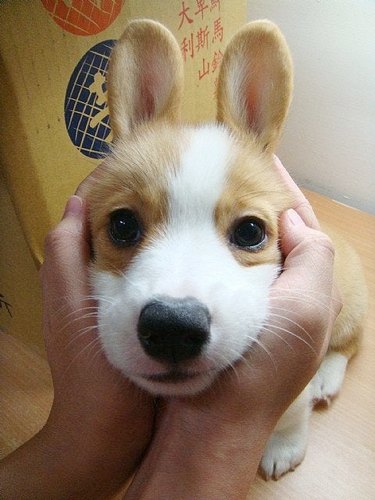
[259,429,307,480]
[310,351,347,407]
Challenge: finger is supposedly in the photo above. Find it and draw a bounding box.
[237,210,339,410]
[42,196,91,306]
[46,195,90,266]
[41,197,98,362]
[42,195,86,272]
[278,209,335,304]
[269,209,337,355]
[279,209,331,259]
[273,155,320,229]
[61,194,92,246]
[280,210,342,321]
[75,162,109,199]
[239,210,336,369]
[61,194,84,220]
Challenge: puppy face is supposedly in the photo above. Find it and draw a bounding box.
[87,20,293,395]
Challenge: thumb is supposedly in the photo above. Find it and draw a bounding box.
[42,196,90,292]
[280,209,333,260]
[266,209,338,363]
[279,209,336,283]
[61,194,85,221]
[41,195,94,354]
[280,208,343,327]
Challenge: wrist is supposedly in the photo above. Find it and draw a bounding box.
[43,393,153,497]
[126,400,274,500]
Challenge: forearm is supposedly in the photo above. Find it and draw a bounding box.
[0,429,83,500]
[0,418,141,500]
[125,404,273,500]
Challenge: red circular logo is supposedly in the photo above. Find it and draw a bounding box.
[41,0,124,36]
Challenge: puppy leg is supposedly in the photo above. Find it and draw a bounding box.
[260,386,310,480]
[310,350,348,407]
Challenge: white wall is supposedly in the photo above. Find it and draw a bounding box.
[247,0,375,214]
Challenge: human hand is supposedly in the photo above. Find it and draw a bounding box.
[36,193,153,498]
[124,157,342,500]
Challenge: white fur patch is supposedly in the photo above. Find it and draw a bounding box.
[167,124,233,227]
[310,351,348,405]
[92,124,279,395]
[260,387,310,480]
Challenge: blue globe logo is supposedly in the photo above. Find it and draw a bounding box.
[64,40,115,159]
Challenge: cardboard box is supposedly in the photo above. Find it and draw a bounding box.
[0,178,44,352]
[0,0,246,265]
[0,0,245,347]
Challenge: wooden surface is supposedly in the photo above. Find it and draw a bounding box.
[250,191,375,499]
[1,190,374,498]
[0,334,52,460]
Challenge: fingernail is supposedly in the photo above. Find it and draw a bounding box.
[63,195,83,218]
[286,209,305,226]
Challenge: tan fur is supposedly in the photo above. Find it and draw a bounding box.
[88,123,183,274]
[327,228,367,359]
[215,135,291,268]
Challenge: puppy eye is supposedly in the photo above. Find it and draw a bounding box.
[109,209,142,247]
[230,217,266,250]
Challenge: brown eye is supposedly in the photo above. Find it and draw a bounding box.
[231,217,266,250]
[109,209,142,247]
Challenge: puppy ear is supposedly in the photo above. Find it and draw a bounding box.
[217,20,293,152]
[107,19,184,138]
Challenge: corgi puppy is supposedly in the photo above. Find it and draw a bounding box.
[86,20,367,479]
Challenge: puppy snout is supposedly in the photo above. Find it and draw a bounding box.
[137,297,211,364]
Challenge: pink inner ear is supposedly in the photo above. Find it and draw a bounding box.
[246,84,261,135]
[244,67,265,136]
[137,74,156,123]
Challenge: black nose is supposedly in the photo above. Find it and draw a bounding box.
[137,297,211,364]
